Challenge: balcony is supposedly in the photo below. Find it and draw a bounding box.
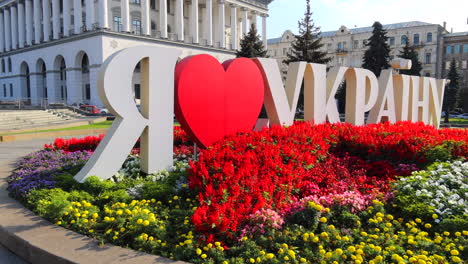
[336,48,349,55]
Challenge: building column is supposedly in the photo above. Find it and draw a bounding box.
[99,0,108,29]
[191,0,199,43]
[18,2,25,48]
[230,4,237,50]
[11,5,18,50]
[33,0,41,43]
[46,71,58,104]
[159,0,167,38]
[241,7,248,35]
[25,0,32,45]
[175,0,184,41]
[63,0,71,36]
[52,0,60,39]
[89,66,100,106]
[205,0,212,45]
[141,0,150,35]
[4,8,11,51]
[262,14,267,49]
[218,0,225,48]
[42,0,51,41]
[121,0,130,32]
[0,11,4,52]
[65,69,81,105]
[85,0,95,30]
[73,0,82,34]
[251,11,257,27]
[29,73,40,105]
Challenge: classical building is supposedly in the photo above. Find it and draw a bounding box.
[0,0,272,107]
[268,21,448,78]
[441,32,468,111]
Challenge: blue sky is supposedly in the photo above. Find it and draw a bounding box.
[267,0,468,39]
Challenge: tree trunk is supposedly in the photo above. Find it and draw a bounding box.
[444,108,450,124]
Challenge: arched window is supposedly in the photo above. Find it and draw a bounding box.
[427,32,433,43]
[401,35,408,45]
[81,54,89,73]
[413,34,420,45]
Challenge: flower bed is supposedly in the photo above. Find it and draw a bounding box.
[7,122,468,263]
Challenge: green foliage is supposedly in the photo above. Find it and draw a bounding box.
[284,0,330,65]
[443,59,462,122]
[68,190,94,202]
[288,208,319,230]
[398,42,422,76]
[362,21,391,77]
[82,176,117,196]
[424,140,465,163]
[27,188,71,220]
[236,24,267,58]
[54,172,80,190]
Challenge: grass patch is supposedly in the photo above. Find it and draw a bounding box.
[447,118,468,125]
[0,121,113,136]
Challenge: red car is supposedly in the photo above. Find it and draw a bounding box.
[80,105,100,114]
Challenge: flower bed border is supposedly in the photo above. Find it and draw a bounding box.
[0,160,187,264]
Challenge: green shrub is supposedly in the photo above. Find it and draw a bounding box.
[27,188,71,220]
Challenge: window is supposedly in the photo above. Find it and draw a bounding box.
[150,0,156,9]
[134,84,141,99]
[464,44,468,53]
[362,40,367,47]
[343,41,347,49]
[113,16,122,32]
[462,61,467,69]
[389,37,395,46]
[283,48,287,55]
[132,19,141,35]
[401,35,408,45]
[8,58,11,72]
[2,84,6,97]
[454,45,460,54]
[426,32,432,42]
[425,53,431,64]
[151,21,156,30]
[85,84,91,100]
[9,83,13,97]
[167,0,171,13]
[446,61,450,70]
[131,0,141,4]
[353,40,359,49]
[413,34,420,45]
[446,45,452,54]
[337,42,342,49]
[425,73,430,77]
[1,59,4,73]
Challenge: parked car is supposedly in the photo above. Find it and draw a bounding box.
[79,104,100,114]
[454,113,468,119]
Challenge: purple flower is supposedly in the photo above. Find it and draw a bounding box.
[7,150,91,199]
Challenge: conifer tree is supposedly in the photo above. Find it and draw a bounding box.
[443,59,460,123]
[284,0,330,65]
[236,24,267,58]
[362,22,391,77]
[398,42,422,76]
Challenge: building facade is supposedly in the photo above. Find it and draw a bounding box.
[268,21,448,78]
[0,0,272,107]
[440,32,468,112]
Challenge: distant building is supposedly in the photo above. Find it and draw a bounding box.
[0,0,273,107]
[440,32,468,112]
[268,21,448,78]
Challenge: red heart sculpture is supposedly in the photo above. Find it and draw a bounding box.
[175,55,264,148]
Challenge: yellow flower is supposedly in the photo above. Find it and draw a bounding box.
[443,231,450,236]
[450,249,459,256]
[335,248,343,255]
[200,254,207,259]
[136,219,143,224]
[196,248,202,255]
[432,214,438,219]
[424,223,431,228]
[415,218,422,223]
[452,256,462,263]
[266,253,274,259]
[143,220,150,226]
[455,232,461,237]
[319,217,327,223]
[249,258,255,263]
[348,246,356,253]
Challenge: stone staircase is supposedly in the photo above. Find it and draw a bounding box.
[0,109,87,131]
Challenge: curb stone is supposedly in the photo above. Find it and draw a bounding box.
[0,140,188,264]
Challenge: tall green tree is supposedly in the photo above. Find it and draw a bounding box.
[398,42,423,76]
[443,59,460,123]
[284,0,330,65]
[398,41,422,76]
[362,22,391,77]
[283,0,330,114]
[236,24,267,58]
